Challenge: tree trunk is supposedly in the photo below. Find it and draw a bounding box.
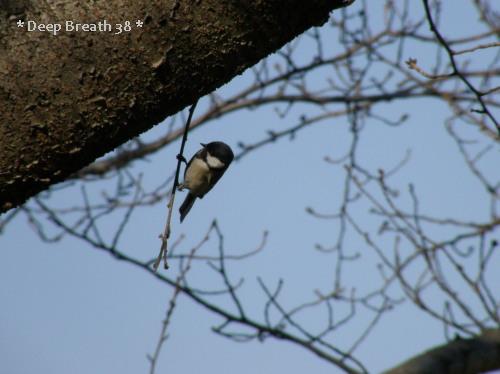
[0,0,354,213]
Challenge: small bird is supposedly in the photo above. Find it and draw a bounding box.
[178,141,234,222]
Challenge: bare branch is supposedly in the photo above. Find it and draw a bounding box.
[422,0,500,135]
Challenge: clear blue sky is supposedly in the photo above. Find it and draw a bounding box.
[1,1,498,374]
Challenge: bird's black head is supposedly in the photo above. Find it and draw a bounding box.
[201,141,234,165]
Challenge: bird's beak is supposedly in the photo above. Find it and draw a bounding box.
[200,143,207,147]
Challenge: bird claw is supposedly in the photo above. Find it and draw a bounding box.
[177,154,187,164]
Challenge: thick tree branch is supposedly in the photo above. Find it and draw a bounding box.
[384,329,500,374]
[0,0,355,213]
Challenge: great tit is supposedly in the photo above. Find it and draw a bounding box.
[178,141,234,222]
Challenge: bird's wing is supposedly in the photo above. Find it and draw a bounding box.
[200,166,227,198]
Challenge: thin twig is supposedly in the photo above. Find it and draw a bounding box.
[154,100,199,271]
[453,41,500,56]
[148,229,205,374]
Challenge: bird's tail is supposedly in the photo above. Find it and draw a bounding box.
[179,193,196,222]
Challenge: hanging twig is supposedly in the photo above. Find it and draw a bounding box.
[153,100,199,271]
[148,228,207,374]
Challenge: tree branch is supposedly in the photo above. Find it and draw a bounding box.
[0,0,355,213]
[384,329,500,374]
[421,0,500,135]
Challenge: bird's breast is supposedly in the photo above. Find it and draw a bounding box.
[184,158,211,197]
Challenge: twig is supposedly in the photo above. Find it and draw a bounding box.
[453,41,500,56]
[148,229,204,374]
[153,100,199,271]
[406,58,452,80]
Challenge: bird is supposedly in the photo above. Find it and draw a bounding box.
[178,141,234,222]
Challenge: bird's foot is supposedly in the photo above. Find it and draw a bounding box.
[177,154,187,164]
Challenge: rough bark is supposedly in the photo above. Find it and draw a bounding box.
[384,329,500,374]
[0,0,354,213]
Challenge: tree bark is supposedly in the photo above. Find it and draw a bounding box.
[384,329,500,374]
[0,0,354,213]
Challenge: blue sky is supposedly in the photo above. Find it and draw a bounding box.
[1,1,498,373]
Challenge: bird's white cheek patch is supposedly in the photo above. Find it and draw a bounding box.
[206,153,225,169]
